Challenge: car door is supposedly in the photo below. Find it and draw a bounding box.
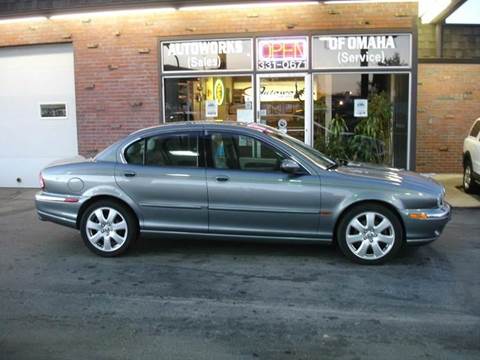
[205,130,321,237]
[115,131,208,232]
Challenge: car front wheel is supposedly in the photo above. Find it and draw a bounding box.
[80,200,138,257]
[337,204,404,265]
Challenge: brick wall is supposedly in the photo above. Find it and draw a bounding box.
[416,63,480,173]
[0,2,416,157]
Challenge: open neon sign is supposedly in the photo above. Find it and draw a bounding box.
[257,37,308,70]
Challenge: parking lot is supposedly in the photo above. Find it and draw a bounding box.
[0,189,479,360]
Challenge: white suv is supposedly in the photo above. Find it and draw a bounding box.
[463,118,480,193]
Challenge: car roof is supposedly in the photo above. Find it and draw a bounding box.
[128,121,270,138]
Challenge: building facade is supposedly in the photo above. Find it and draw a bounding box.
[0,0,476,186]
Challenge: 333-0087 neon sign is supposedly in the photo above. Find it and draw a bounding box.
[257,38,308,70]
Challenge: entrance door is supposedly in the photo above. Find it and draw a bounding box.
[256,74,311,145]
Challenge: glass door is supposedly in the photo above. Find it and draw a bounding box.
[256,74,311,145]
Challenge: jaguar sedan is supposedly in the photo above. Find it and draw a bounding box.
[35,122,451,264]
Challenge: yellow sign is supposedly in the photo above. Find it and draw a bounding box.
[214,79,225,106]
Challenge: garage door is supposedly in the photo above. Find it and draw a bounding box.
[0,43,78,187]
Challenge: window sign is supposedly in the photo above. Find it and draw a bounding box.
[40,103,67,118]
[312,34,411,69]
[162,39,253,72]
[354,99,368,117]
[257,37,308,71]
[205,100,218,118]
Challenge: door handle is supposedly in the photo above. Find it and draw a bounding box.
[124,171,136,177]
[215,175,230,182]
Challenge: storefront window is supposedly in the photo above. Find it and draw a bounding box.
[160,33,413,169]
[162,39,253,72]
[312,34,411,69]
[164,76,253,123]
[313,73,409,168]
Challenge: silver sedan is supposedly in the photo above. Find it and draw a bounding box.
[35,122,451,264]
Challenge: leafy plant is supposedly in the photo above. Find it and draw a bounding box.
[350,92,392,164]
[324,114,349,161]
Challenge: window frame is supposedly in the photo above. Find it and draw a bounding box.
[205,130,309,174]
[121,131,205,168]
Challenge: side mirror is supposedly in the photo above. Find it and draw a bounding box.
[280,159,302,174]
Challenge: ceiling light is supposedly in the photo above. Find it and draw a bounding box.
[50,7,176,20]
[180,2,319,11]
[0,16,47,24]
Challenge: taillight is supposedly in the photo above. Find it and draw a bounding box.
[39,173,45,190]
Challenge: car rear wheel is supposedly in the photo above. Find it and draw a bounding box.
[80,200,137,257]
[337,204,404,265]
[463,161,479,194]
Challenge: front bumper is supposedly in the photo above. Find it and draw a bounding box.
[402,203,452,244]
[35,192,84,229]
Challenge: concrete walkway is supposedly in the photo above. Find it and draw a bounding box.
[432,173,480,208]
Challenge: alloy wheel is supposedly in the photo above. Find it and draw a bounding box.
[345,211,395,260]
[86,207,128,252]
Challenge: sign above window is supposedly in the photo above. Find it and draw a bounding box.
[312,34,411,69]
[257,37,308,71]
[161,39,253,72]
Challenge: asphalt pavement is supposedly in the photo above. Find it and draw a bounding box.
[0,189,479,360]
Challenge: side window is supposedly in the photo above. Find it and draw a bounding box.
[146,134,199,167]
[210,133,285,172]
[124,140,145,165]
[470,121,480,138]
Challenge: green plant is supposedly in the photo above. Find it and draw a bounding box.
[325,114,349,161]
[350,92,392,164]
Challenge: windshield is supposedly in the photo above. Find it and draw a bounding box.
[265,128,337,168]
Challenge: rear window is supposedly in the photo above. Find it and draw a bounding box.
[470,120,480,137]
[124,134,200,168]
[124,140,145,165]
[145,134,199,168]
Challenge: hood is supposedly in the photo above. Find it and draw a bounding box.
[336,162,443,194]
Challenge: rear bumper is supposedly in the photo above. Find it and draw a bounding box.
[35,192,83,229]
[402,203,451,244]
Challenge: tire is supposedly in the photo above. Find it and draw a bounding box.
[80,200,138,257]
[336,203,404,265]
[463,160,479,194]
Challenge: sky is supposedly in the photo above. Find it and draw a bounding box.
[446,0,480,24]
